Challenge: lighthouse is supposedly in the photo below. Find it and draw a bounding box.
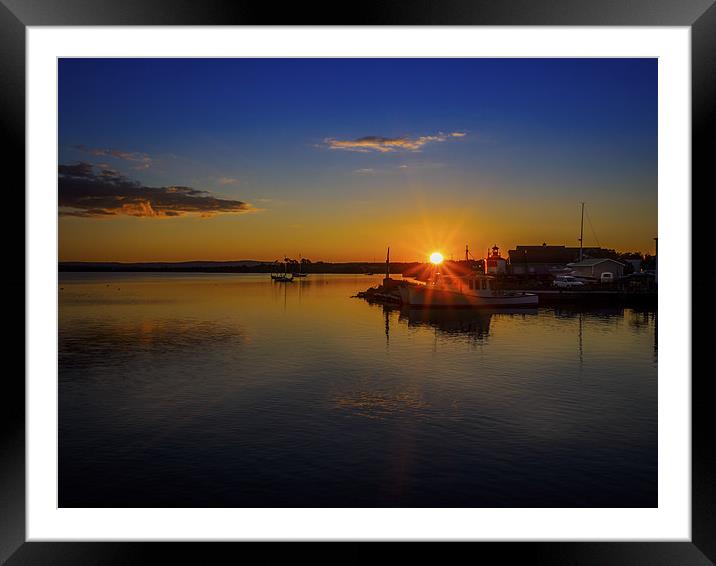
[485,244,507,274]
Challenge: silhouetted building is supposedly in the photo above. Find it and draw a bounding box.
[623,258,642,274]
[567,258,625,279]
[508,244,576,274]
[508,243,618,275]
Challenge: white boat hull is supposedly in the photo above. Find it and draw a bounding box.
[400,285,538,307]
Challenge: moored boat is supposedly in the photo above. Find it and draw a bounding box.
[271,259,294,282]
[399,273,538,308]
[291,254,308,278]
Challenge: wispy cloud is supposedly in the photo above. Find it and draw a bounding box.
[74,145,153,170]
[324,131,466,153]
[353,168,375,174]
[216,176,240,185]
[58,162,253,218]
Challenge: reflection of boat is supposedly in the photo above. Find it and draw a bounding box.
[399,273,538,307]
[399,306,537,337]
[401,307,493,336]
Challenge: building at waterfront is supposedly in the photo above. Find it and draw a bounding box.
[508,244,577,275]
[567,258,625,280]
[485,245,507,274]
[507,243,618,275]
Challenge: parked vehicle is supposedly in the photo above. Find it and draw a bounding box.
[600,272,614,284]
[552,275,585,288]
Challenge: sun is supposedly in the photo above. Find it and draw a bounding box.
[429,251,444,265]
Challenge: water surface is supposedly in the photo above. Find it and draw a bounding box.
[59,273,657,507]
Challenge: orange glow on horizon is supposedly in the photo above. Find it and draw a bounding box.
[58,196,658,263]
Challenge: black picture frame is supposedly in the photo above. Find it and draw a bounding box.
[3,1,709,563]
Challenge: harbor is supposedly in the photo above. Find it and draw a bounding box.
[357,204,656,308]
[358,280,657,306]
[356,241,657,308]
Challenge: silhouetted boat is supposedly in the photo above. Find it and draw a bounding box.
[271,260,294,282]
[291,254,308,278]
[400,273,538,307]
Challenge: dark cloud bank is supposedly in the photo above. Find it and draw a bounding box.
[58,162,252,218]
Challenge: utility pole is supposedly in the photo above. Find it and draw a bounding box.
[465,244,469,262]
[579,202,585,262]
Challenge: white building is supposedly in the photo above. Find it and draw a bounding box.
[485,245,507,274]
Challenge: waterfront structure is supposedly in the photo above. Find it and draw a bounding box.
[485,245,507,274]
[508,244,578,275]
[508,244,618,275]
[567,258,625,280]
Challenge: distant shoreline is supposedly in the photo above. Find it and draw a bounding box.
[58,261,420,275]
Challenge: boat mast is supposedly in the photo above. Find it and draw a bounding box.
[579,202,585,262]
[385,246,390,279]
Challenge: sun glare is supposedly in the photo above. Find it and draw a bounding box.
[429,252,444,265]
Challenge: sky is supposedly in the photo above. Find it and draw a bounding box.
[58,58,657,263]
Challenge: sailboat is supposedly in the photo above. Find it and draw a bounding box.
[566,202,606,283]
[291,254,308,278]
[271,259,294,282]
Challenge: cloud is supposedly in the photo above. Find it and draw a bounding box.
[353,168,375,174]
[74,145,153,170]
[324,131,466,153]
[58,162,253,218]
[216,176,240,185]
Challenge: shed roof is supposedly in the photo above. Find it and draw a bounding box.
[508,245,577,264]
[568,258,625,267]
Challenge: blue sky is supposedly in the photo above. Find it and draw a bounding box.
[58,58,657,262]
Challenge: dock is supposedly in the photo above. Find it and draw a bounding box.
[355,283,656,307]
[525,289,656,305]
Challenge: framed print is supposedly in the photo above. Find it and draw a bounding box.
[3,1,711,564]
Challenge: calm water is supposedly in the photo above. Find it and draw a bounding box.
[59,273,657,507]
